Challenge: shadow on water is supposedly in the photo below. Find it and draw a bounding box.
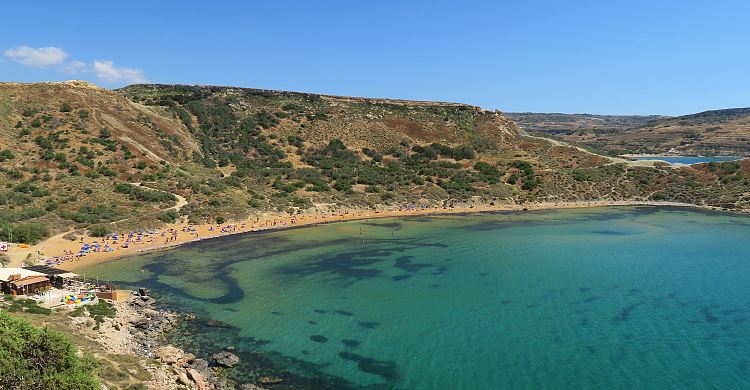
[276,237,447,283]
[166,316,394,390]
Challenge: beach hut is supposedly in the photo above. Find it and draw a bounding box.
[0,268,51,295]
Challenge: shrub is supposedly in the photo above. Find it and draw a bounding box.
[0,223,49,244]
[88,224,111,237]
[0,150,13,162]
[0,311,99,389]
[60,102,72,112]
[157,210,178,223]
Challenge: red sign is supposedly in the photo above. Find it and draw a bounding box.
[0,242,7,252]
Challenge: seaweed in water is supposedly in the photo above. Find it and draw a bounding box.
[334,310,354,317]
[358,321,380,329]
[341,339,360,348]
[338,351,400,382]
[613,302,642,322]
[310,335,328,343]
[701,306,720,323]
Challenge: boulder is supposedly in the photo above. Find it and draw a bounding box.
[187,368,206,390]
[239,385,266,390]
[191,359,211,379]
[206,319,232,328]
[177,371,191,386]
[178,352,196,366]
[212,351,240,367]
[155,345,183,365]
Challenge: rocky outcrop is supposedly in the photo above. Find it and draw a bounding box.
[212,351,240,367]
[91,290,267,390]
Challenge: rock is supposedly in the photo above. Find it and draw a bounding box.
[239,384,265,390]
[185,312,196,321]
[138,287,150,296]
[212,351,239,367]
[258,376,283,384]
[155,345,183,365]
[177,371,191,386]
[191,359,211,379]
[187,368,206,390]
[206,319,232,328]
[179,352,196,366]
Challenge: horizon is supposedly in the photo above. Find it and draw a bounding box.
[2,1,749,116]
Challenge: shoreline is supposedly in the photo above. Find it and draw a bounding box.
[9,200,745,271]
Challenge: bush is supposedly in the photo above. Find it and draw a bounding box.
[157,210,178,223]
[88,224,111,237]
[60,102,72,112]
[0,223,49,244]
[0,311,99,389]
[0,150,13,162]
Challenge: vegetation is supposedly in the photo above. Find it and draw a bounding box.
[70,300,116,328]
[0,81,748,240]
[0,311,100,389]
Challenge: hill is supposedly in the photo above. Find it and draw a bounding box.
[1,81,749,244]
[508,108,750,156]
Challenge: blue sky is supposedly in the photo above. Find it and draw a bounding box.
[2,1,748,115]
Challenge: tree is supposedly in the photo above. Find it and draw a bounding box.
[0,312,100,389]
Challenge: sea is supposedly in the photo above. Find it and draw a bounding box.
[83,207,750,389]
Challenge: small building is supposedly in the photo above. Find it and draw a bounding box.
[22,265,78,289]
[0,268,51,295]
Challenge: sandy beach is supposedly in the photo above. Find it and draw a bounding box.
[6,200,734,271]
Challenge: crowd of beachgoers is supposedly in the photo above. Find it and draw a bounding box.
[16,199,727,271]
[41,216,309,268]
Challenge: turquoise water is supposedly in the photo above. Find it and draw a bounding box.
[84,207,750,389]
[632,156,740,164]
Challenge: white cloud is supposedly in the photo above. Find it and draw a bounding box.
[4,46,68,67]
[93,60,147,84]
[63,60,88,74]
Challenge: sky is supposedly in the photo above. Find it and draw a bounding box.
[1,1,748,115]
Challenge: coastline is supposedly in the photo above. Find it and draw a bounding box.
[9,199,743,271]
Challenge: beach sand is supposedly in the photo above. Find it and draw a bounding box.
[6,200,729,271]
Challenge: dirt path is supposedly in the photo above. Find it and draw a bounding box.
[514,126,664,167]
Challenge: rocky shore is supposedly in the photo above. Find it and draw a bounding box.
[90,289,266,390]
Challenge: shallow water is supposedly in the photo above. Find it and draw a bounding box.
[84,207,750,389]
[632,156,740,164]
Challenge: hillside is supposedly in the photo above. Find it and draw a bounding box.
[508,108,750,156]
[1,81,750,244]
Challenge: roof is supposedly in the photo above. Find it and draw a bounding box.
[22,265,76,276]
[0,268,46,282]
[13,276,50,287]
